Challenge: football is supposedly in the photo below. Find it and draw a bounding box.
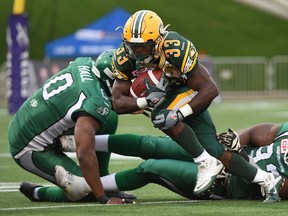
[129,69,163,98]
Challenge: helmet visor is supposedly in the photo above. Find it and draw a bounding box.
[124,42,155,61]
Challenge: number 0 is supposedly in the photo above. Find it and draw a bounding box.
[43,73,73,100]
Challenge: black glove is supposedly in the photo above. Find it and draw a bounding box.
[217,128,244,152]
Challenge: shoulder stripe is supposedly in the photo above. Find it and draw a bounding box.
[181,41,191,72]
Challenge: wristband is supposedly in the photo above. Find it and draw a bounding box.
[136,97,148,109]
[98,194,110,204]
[179,104,193,118]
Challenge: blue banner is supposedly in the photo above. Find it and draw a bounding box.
[7,13,30,114]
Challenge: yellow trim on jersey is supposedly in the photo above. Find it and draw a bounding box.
[181,42,199,73]
[167,89,196,110]
[181,41,191,72]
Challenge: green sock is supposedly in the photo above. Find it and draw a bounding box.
[227,152,257,182]
[108,134,142,156]
[38,186,70,202]
[115,168,148,191]
[172,124,204,158]
[96,152,111,176]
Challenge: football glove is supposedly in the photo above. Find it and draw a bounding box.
[217,128,244,152]
[153,109,184,130]
[143,107,153,118]
[145,73,169,107]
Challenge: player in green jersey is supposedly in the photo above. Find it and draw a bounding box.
[8,55,133,204]
[24,130,286,202]
[218,122,288,199]
[111,9,281,202]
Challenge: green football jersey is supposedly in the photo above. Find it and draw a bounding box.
[247,122,288,177]
[112,31,199,84]
[9,57,118,158]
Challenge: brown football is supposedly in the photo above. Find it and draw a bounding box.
[129,69,163,98]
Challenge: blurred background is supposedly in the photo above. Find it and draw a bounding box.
[0,0,288,112]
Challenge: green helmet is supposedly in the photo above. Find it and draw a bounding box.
[94,49,116,95]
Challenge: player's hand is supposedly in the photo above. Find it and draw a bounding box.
[152,109,184,130]
[217,128,243,152]
[143,107,153,118]
[145,73,169,107]
[105,197,135,204]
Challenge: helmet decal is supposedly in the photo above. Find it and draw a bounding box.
[132,10,148,40]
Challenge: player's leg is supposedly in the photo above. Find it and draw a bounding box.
[151,86,223,195]
[190,110,282,203]
[54,159,200,201]
[61,134,194,161]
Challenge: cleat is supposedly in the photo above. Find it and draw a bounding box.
[55,165,91,201]
[19,182,42,201]
[260,174,283,203]
[59,135,76,152]
[194,157,224,195]
[106,191,137,200]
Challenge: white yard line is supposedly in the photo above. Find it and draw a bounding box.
[0,200,202,211]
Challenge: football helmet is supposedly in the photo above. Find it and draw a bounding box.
[122,10,165,63]
[94,49,115,95]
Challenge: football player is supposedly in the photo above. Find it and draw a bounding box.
[111,9,281,202]
[9,50,133,204]
[24,132,286,202]
[217,122,288,200]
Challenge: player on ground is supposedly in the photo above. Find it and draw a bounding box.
[218,122,288,199]
[21,132,286,202]
[111,9,281,202]
[9,52,133,204]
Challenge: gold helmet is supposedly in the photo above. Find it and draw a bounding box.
[122,10,165,63]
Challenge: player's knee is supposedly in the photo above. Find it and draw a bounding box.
[139,136,157,159]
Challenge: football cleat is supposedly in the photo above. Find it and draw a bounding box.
[194,157,224,195]
[106,191,137,200]
[55,165,91,201]
[19,181,42,201]
[59,135,76,152]
[260,173,283,203]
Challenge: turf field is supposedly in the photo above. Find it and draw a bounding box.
[1,98,288,215]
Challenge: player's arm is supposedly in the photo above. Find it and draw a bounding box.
[74,115,124,204]
[185,63,219,115]
[217,123,280,152]
[112,79,142,114]
[237,123,280,147]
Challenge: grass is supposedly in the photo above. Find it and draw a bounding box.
[1,98,288,215]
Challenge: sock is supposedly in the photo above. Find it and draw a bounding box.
[33,187,41,200]
[115,168,148,191]
[252,169,268,183]
[96,151,111,176]
[38,187,70,202]
[101,173,118,191]
[193,151,211,163]
[95,135,109,151]
[226,152,258,182]
[108,134,143,156]
[172,124,205,158]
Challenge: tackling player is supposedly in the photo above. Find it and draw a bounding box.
[21,132,286,202]
[111,9,280,202]
[9,51,133,204]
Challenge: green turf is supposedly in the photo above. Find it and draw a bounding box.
[1,98,288,215]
